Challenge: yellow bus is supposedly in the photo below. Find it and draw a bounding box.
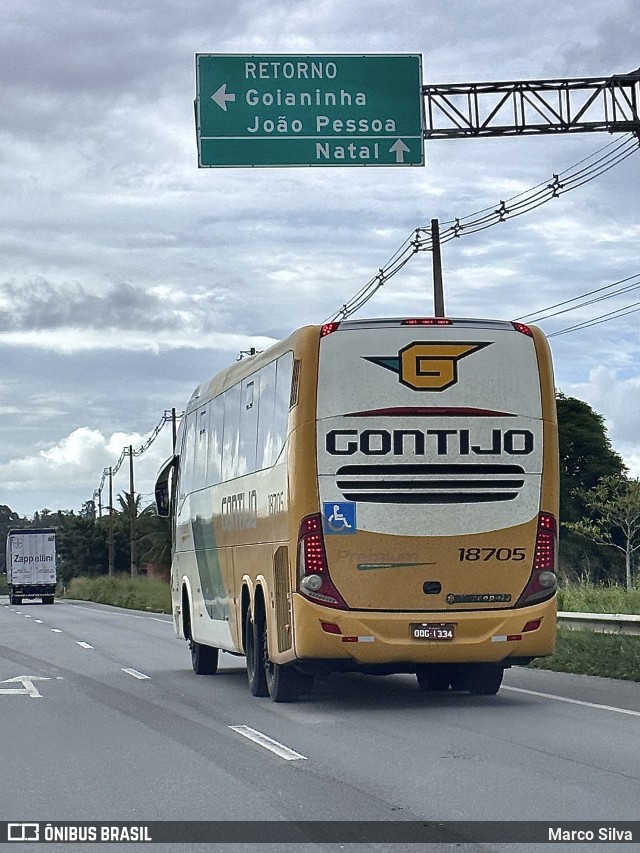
[156,317,559,702]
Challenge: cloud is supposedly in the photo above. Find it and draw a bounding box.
[0,0,638,515]
[0,426,174,514]
[563,366,640,475]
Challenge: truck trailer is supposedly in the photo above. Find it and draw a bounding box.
[5,528,57,605]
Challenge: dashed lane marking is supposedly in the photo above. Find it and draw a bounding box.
[122,668,150,680]
[229,725,307,761]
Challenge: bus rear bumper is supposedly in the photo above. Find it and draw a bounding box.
[291,594,556,667]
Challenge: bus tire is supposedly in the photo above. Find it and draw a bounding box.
[465,664,504,696]
[265,660,312,703]
[416,665,451,692]
[190,640,219,675]
[42,596,54,605]
[263,621,313,703]
[245,607,269,697]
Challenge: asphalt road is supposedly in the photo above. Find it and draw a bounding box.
[1,596,638,852]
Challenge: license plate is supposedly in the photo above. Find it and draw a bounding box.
[411,623,456,641]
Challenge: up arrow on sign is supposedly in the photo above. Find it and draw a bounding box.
[390,138,411,163]
[0,675,51,698]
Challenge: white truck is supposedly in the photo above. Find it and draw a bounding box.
[5,528,57,605]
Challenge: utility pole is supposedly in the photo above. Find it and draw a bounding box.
[129,446,138,577]
[171,407,177,455]
[431,218,445,317]
[107,467,115,577]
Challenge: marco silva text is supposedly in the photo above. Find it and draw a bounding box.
[548,826,634,843]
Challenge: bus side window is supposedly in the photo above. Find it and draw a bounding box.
[239,377,258,475]
[221,384,241,481]
[180,411,197,500]
[193,406,208,492]
[207,395,223,487]
[257,361,276,470]
[272,353,294,465]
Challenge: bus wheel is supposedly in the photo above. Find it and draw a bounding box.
[465,664,504,696]
[245,607,268,697]
[263,622,312,703]
[416,665,451,692]
[190,640,219,675]
[265,660,312,703]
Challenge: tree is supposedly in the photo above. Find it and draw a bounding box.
[0,504,24,573]
[136,504,172,578]
[116,491,142,576]
[556,393,628,584]
[565,475,640,590]
[557,393,626,523]
[54,511,109,583]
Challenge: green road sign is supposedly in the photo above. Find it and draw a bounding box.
[195,54,424,168]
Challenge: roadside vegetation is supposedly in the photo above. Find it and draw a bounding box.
[532,628,640,682]
[558,583,640,614]
[62,574,171,614]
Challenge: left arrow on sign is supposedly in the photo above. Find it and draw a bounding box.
[0,675,51,698]
[211,83,236,111]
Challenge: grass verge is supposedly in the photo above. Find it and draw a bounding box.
[63,574,171,614]
[531,627,640,682]
[558,584,640,614]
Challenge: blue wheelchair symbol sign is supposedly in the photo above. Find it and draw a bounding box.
[323,501,357,535]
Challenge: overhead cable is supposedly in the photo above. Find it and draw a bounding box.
[517,273,640,323]
[325,134,640,322]
[93,410,183,505]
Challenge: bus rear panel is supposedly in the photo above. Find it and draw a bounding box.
[293,318,558,670]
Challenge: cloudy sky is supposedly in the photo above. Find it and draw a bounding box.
[1,0,639,517]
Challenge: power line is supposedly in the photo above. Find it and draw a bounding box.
[93,410,183,507]
[548,301,640,337]
[325,134,640,322]
[517,273,640,323]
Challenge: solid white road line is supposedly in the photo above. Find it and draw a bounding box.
[503,685,640,717]
[70,603,171,623]
[229,725,307,761]
[122,668,150,680]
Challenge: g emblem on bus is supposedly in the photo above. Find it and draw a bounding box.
[365,341,492,391]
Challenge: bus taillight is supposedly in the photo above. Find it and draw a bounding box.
[511,322,533,336]
[516,512,558,607]
[321,322,341,337]
[402,318,452,326]
[297,514,348,609]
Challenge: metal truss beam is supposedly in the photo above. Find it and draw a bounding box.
[423,72,640,139]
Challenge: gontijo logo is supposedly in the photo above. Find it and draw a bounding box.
[364,341,492,391]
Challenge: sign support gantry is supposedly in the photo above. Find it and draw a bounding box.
[423,71,640,139]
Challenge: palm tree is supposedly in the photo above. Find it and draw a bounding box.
[136,504,172,578]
